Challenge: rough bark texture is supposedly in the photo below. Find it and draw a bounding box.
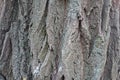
[0,0,120,80]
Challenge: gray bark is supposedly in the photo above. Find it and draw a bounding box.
[0,0,120,80]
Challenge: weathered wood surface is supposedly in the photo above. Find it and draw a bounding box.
[0,0,120,80]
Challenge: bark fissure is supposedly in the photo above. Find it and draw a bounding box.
[0,0,120,80]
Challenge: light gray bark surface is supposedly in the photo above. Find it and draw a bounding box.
[0,0,120,80]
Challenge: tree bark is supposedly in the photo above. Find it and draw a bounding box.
[0,0,120,80]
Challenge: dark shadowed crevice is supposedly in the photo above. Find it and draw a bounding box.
[10,0,19,22]
[61,75,65,80]
[0,73,6,80]
[72,78,74,80]
[19,0,33,79]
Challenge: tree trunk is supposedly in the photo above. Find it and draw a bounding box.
[0,0,120,80]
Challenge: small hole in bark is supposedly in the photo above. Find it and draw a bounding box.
[61,75,65,80]
[30,23,33,27]
[118,68,120,73]
[38,59,40,63]
[72,78,74,80]
[50,47,54,52]
[84,8,87,13]
[50,74,52,80]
